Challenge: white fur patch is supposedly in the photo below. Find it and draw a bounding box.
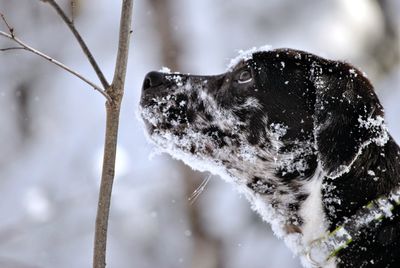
[299,168,327,244]
[297,167,337,268]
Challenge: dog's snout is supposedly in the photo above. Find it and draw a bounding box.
[143,71,164,91]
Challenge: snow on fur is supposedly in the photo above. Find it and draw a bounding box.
[227,45,272,70]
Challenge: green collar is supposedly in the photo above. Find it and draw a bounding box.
[306,187,400,267]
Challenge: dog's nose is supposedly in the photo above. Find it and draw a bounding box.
[143,71,164,91]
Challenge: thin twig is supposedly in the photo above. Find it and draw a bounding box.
[0,30,111,102]
[93,0,133,268]
[0,13,14,37]
[110,0,133,91]
[41,0,110,89]
[0,46,24,51]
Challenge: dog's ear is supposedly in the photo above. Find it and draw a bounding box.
[311,62,387,177]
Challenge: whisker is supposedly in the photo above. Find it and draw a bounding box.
[189,174,211,205]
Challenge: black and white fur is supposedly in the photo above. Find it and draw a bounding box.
[139,48,400,268]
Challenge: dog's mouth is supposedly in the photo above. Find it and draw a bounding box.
[139,71,195,136]
[140,71,227,134]
[139,70,268,166]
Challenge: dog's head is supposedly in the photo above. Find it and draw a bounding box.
[139,48,387,189]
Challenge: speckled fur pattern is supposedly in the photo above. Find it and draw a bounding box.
[140,48,400,268]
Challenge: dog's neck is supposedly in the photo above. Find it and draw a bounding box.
[241,135,400,267]
[302,136,400,267]
[322,135,400,228]
[221,137,326,258]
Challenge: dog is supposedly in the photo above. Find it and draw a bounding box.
[139,48,400,268]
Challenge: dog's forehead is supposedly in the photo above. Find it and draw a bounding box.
[231,59,253,70]
[228,50,308,74]
[227,45,272,70]
[252,49,305,65]
[226,48,320,78]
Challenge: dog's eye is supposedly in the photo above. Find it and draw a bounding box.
[238,70,252,84]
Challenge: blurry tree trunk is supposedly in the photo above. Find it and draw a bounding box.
[371,0,399,78]
[148,0,181,70]
[148,1,224,268]
[15,82,32,142]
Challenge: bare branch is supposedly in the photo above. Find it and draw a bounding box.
[93,1,133,268]
[0,13,14,37]
[41,0,110,89]
[0,46,24,51]
[0,30,111,102]
[111,0,134,91]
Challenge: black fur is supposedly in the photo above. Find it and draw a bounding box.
[140,48,400,268]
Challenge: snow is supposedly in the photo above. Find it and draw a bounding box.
[226,45,272,70]
[357,115,389,146]
[165,74,184,86]
[349,68,358,77]
[159,66,172,73]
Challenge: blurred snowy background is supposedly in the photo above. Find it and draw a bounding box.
[0,0,399,267]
